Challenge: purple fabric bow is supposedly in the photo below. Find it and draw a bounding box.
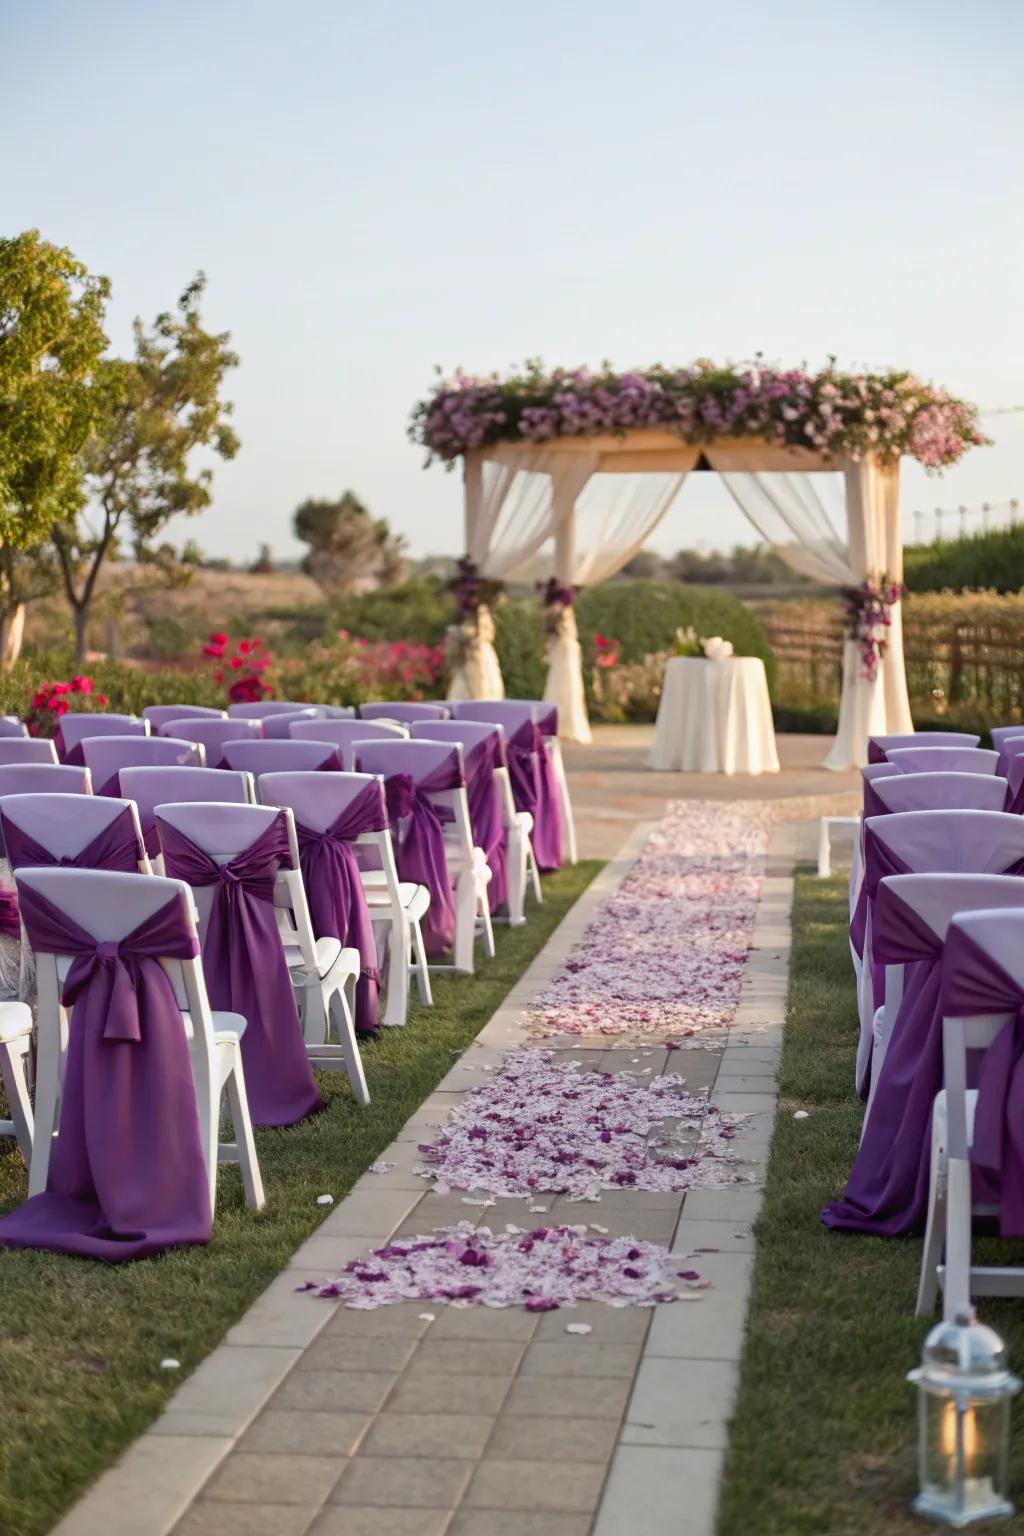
[294,781,387,1037]
[3,805,142,877]
[0,884,211,1261]
[383,766,461,956]
[463,736,508,915]
[506,721,562,872]
[943,925,1024,1236]
[160,814,322,1127]
[825,883,948,1236]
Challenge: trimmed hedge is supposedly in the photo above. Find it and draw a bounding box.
[905,524,1024,594]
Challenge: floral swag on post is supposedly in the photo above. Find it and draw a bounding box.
[410,358,987,470]
[841,576,902,683]
[445,558,504,675]
[536,577,577,645]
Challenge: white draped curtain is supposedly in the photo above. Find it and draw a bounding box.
[544,470,689,743]
[708,449,911,767]
[452,435,912,767]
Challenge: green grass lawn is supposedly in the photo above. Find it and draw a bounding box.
[0,860,601,1536]
[718,870,1024,1536]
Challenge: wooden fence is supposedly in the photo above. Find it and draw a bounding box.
[756,603,1024,723]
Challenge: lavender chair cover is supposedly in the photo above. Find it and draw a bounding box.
[121,764,252,856]
[825,873,1024,1237]
[1,800,143,875]
[360,702,450,722]
[886,746,1000,777]
[56,714,145,765]
[289,719,407,770]
[451,703,562,870]
[220,739,343,777]
[355,741,463,956]
[868,731,981,764]
[0,716,28,739]
[0,739,59,765]
[1003,752,1024,815]
[166,717,262,768]
[943,912,1024,1235]
[84,736,204,798]
[227,700,317,719]
[262,709,325,739]
[144,705,224,732]
[413,721,508,914]
[159,814,322,1127]
[0,879,211,1260]
[284,779,388,1036]
[991,728,1024,753]
[862,771,1008,821]
[851,810,1024,1078]
[0,763,91,797]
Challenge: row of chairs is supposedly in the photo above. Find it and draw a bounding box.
[833,727,1024,1320]
[0,696,576,1256]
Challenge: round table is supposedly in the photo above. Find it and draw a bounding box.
[647,656,780,775]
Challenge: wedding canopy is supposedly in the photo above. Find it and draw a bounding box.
[412,363,985,769]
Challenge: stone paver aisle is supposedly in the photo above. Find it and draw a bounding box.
[54,810,810,1536]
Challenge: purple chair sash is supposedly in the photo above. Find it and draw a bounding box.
[943,925,1024,1236]
[506,722,562,872]
[0,883,18,939]
[0,885,211,1261]
[825,884,947,1236]
[849,827,913,1031]
[383,765,462,956]
[463,736,508,915]
[862,781,888,819]
[1004,756,1024,816]
[160,816,322,1127]
[867,740,888,765]
[55,728,84,766]
[3,806,142,876]
[294,782,387,1037]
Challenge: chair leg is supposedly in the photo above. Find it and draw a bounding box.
[223,1051,266,1211]
[943,1157,974,1320]
[527,841,543,905]
[28,1035,62,1199]
[327,983,370,1106]
[380,914,409,1026]
[0,1040,34,1163]
[817,818,831,878]
[452,875,477,974]
[550,741,578,865]
[506,831,527,926]
[411,918,432,1006]
[916,1140,947,1317]
[302,979,329,1046]
[478,881,496,960]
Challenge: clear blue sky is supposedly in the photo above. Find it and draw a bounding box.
[4,0,1022,560]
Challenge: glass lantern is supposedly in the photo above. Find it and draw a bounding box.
[907,1309,1020,1527]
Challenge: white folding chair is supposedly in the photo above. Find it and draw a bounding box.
[19,867,264,1212]
[0,1000,34,1162]
[259,770,431,1030]
[155,800,367,1103]
[919,907,1024,1317]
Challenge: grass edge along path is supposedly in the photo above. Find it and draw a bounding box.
[717,869,1024,1536]
[0,860,602,1536]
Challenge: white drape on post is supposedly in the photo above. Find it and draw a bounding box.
[709,448,912,768]
[543,469,689,743]
[448,445,599,700]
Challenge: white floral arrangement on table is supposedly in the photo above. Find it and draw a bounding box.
[702,636,735,660]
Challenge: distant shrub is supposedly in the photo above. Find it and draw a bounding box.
[905,524,1024,594]
[494,602,547,700]
[331,579,453,645]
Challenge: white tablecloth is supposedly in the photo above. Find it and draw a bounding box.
[648,656,780,775]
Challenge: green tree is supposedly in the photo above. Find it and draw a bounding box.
[0,230,110,665]
[293,490,406,595]
[53,274,239,662]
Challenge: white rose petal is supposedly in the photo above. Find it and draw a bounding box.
[793,1110,810,1121]
[160,1358,180,1370]
[316,1194,334,1206]
[565,1323,593,1335]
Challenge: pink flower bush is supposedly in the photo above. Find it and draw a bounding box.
[526,800,772,1038]
[25,677,109,737]
[348,636,445,699]
[302,1221,694,1311]
[415,1049,748,1200]
[410,360,986,470]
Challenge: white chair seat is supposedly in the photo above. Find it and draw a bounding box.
[365,879,430,921]
[0,1001,32,1043]
[283,934,342,980]
[182,1009,248,1044]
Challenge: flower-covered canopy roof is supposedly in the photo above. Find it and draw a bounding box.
[410,359,987,471]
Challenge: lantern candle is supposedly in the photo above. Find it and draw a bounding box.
[908,1310,1019,1527]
